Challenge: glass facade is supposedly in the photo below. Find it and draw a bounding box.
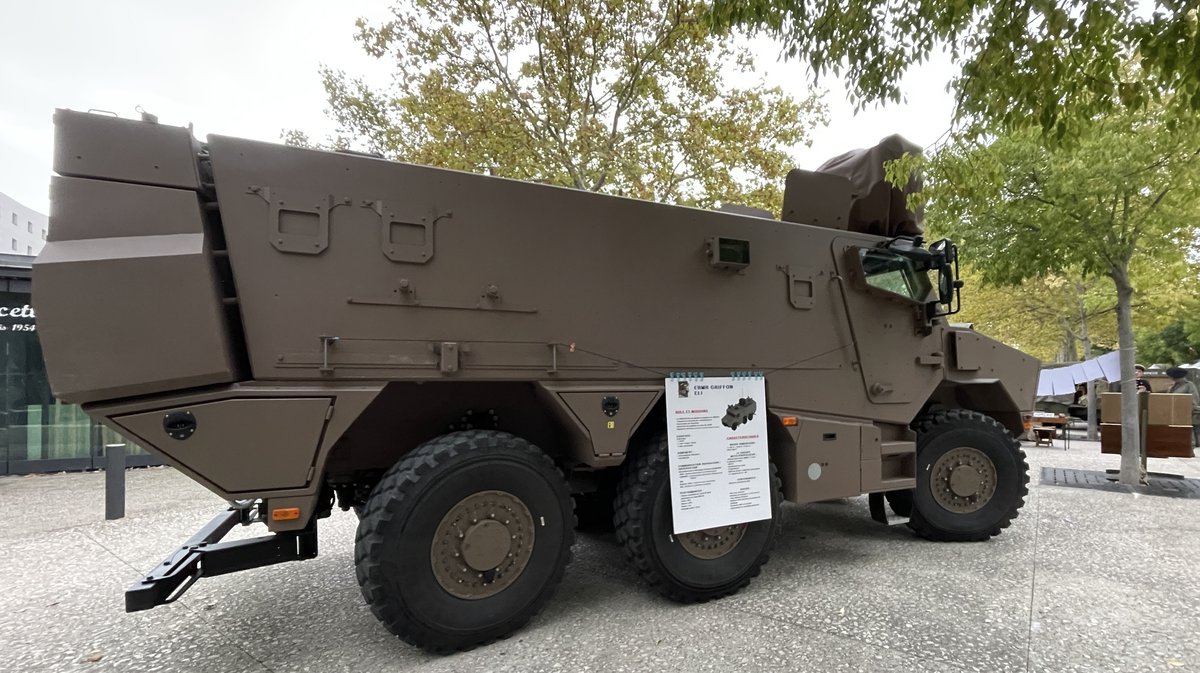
[1,263,158,474]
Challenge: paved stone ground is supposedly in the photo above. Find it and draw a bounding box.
[2,434,1199,673]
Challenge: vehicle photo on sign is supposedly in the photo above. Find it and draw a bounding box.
[665,373,772,534]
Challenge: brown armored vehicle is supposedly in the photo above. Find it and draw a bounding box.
[722,397,758,430]
[34,111,1038,653]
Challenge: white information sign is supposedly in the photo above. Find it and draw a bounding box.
[665,374,772,534]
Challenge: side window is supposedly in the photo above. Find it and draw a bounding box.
[857,248,933,303]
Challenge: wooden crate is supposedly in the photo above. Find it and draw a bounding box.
[1148,394,1194,426]
[1100,392,1194,426]
[1100,423,1195,458]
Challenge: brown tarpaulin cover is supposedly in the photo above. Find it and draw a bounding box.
[816,134,923,238]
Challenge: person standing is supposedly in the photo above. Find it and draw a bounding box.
[1134,364,1154,393]
[1166,367,1200,448]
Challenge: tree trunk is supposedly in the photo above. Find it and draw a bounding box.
[1113,268,1144,485]
[1059,329,1078,363]
[1081,332,1098,441]
[1075,282,1098,440]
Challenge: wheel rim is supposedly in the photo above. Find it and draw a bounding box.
[431,490,534,600]
[929,447,997,514]
[678,524,748,560]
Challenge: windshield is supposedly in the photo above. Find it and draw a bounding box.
[858,248,933,303]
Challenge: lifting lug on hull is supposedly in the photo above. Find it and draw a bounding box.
[125,507,318,613]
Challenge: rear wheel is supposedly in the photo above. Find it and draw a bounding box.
[906,410,1028,541]
[355,430,574,653]
[614,432,781,602]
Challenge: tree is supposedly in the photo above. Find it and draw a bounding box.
[1139,319,1200,365]
[953,270,1118,363]
[955,264,1196,440]
[1135,260,1200,364]
[954,269,1119,440]
[915,110,1200,485]
[707,0,1200,138]
[955,259,1191,363]
[293,0,827,213]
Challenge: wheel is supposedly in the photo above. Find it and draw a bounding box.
[355,430,574,653]
[906,409,1029,541]
[884,489,912,517]
[614,432,781,603]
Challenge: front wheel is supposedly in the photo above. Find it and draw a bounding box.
[906,410,1029,541]
[355,431,574,653]
[614,432,782,602]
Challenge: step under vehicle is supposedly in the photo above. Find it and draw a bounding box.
[34,110,1038,653]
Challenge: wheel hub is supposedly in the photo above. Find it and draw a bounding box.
[930,447,997,514]
[461,519,512,571]
[678,524,747,560]
[431,490,534,600]
[949,465,982,497]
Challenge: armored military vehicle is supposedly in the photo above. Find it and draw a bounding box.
[34,111,1038,653]
[722,397,758,430]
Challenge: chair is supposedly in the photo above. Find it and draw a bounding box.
[1033,427,1056,447]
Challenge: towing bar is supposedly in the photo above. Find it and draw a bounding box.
[126,508,318,612]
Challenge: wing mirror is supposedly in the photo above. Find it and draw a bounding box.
[928,238,962,315]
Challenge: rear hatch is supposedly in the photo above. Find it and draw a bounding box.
[33,110,243,405]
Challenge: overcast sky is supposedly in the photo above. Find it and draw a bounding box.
[0,1,956,215]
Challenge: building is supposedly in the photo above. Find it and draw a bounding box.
[0,191,49,257]
[0,254,155,473]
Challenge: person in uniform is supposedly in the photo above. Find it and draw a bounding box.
[1134,364,1154,393]
[1166,367,1200,448]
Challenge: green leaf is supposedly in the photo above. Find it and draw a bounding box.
[299,0,828,212]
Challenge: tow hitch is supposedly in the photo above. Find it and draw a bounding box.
[125,506,318,612]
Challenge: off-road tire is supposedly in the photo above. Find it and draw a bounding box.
[613,432,782,603]
[906,409,1029,542]
[355,430,574,653]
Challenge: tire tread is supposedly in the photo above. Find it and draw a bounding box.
[612,433,781,603]
[906,409,1029,542]
[354,430,574,653]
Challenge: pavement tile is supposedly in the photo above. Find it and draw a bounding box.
[0,467,216,542]
[0,528,266,673]
[180,561,964,673]
[3,435,1199,672]
[1028,571,1200,673]
[717,497,1035,673]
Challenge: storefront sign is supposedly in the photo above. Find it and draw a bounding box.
[0,303,36,331]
